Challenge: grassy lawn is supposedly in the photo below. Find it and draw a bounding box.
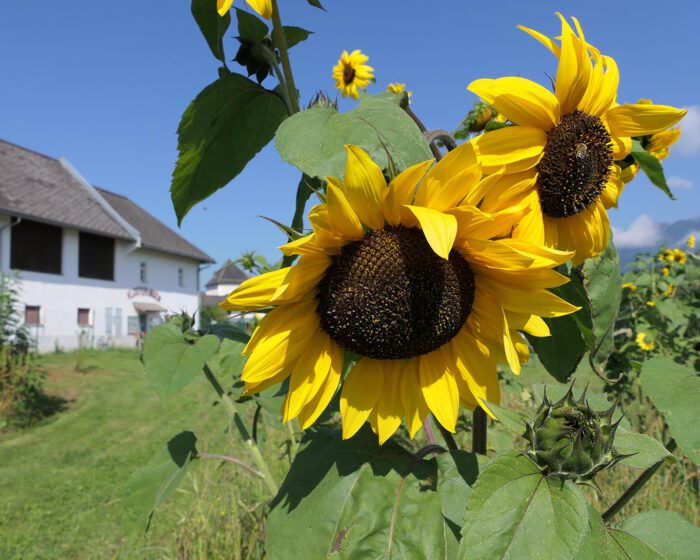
[0,349,274,560]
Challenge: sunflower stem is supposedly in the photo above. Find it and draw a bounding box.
[436,421,459,451]
[423,417,438,446]
[472,407,488,455]
[404,106,443,161]
[202,364,279,497]
[602,439,677,522]
[270,0,300,114]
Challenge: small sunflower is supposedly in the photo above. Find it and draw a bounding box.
[333,50,374,99]
[664,284,674,297]
[687,234,696,249]
[636,332,655,352]
[661,267,670,277]
[217,0,272,19]
[221,144,578,442]
[468,14,686,265]
[387,83,413,101]
[622,282,637,292]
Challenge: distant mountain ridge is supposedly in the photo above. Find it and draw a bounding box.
[616,216,700,268]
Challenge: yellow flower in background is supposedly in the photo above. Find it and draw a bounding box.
[220,144,578,443]
[661,266,670,276]
[217,0,272,19]
[637,99,682,160]
[670,248,687,264]
[664,284,674,297]
[469,14,686,265]
[333,50,374,99]
[622,282,637,292]
[646,300,656,307]
[387,83,413,102]
[688,234,696,249]
[636,332,655,352]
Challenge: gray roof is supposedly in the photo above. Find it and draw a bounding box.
[206,260,248,288]
[96,188,214,263]
[0,139,132,240]
[0,139,213,263]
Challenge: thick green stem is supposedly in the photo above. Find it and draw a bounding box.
[270,0,300,114]
[472,408,488,455]
[203,365,279,496]
[602,439,677,522]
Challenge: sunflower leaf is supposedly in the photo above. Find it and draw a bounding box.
[170,72,288,223]
[458,453,589,560]
[191,0,231,64]
[265,427,479,559]
[640,357,700,465]
[275,95,433,180]
[631,139,676,200]
[282,26,312,49]
[610,510,700,560]
[306,0,326,10]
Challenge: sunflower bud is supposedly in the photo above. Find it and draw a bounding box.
[306,90,338,110]
[524,387,624,480]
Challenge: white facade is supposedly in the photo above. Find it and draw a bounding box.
[0,215,202,352]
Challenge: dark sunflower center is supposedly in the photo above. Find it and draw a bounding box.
[316,226,475,360]
[342,64,356,85]
[536,110,613,218]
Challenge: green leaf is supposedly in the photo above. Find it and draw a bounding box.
[614,429,674,469]
[191,0,231,64]
[235,7,268,40]
[282,26,312,49]
[458,453,589,560]
[614,510,700,560]
[306,0,326,10]
[575,506,609,559]
[171,73,288,224]
[482,400,528,434]
[631,139,675,200]
[142,324,220,399]
[124,431,198,534]
[265,428,479,559]
[581,239,622,368]
[275,96,433,180]
[641,357,700,464]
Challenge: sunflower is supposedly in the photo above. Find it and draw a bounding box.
[217,0,272,19]
[387,82,413,101]
[468,14,686,265]
[220,144,578,443]
[622,282,637,292]
[333,50,374,99]
[636,332,655,352]
[688,234,696,249]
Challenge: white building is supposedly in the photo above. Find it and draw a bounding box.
[0,140,214,351]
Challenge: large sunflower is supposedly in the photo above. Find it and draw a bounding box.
[468,14,686,264]
[333,50,374,99]
[221,144,578,443]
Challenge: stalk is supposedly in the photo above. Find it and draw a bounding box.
[270,0,300,114]
[203,364,279,496]
[472,407,488,455]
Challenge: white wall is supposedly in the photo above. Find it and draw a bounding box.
[206,282,241,296]
[0,223,204,352]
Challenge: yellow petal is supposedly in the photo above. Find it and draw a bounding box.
[610,135,632,160]
[325,182,365,240]
[406,206,457,260]
[278,234,322,256]
[512,191,546,246]
[220,267,289,311]
[517,24,561,56]
[272,253,330,303]
[507,313,551,337]
[582,55,619,117]
[487,283,581,319]
[450,330,501,415]
[381,159,432,226]
[246,0,272,19]
[423,141,477,189]
[468,77,559,130]
[555,13,591,115]
[243,301,313,355]
[375,361,403,444]
[607,104,687,137]
[340,359,385,439]
[419,348,459,432]
[297,342,342,429]
[399,360,428,438]
[217,0,234,16]
[470,126,546,174]
[343,145,386,230]
[416,164,482,212]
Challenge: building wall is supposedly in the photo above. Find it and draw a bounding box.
[0,221,202,352]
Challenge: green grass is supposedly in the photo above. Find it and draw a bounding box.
[0,349,277,560]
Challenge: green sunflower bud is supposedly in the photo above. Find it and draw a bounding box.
[524,386,625,481]
[306,90,338,110]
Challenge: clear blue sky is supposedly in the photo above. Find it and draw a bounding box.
[2,0,698,267]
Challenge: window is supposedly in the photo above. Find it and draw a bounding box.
[79,232,114,280]
[178,267,184,287]
[140,262,147,283]
[25,305,41,326]
[77,308,91,326]
[10,219,62,274]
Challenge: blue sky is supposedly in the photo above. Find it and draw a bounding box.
[2,0,698,268]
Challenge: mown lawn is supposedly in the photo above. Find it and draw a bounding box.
[0,349,274,560]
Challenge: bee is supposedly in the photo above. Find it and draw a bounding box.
[574,143,588,160]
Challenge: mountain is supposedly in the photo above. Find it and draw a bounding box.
[616,216,700,268]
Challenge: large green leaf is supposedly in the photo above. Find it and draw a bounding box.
[171,73,288,223]
[265,428,479,559]
[142,323,220,399]
[641,357,700,464]
[614,429,674,469]
[124,431,198,534]
[632,139,675,200]
[458,453,589,560]
[614,510,700,560]
[283,26,312,49]
[581,239,622,368]
[191,0,231,64]
[275,96,433,180]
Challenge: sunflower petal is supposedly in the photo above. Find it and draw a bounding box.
[220,268,289,311]
[470,126,546,174]
[381,159,432,226]
[400,360,428,438]
[246,0,272,19]
[340,358,385,439]
[406,206,457,260]
[216,0,234,16]
[517,24,561,56]
[419,348,459,432]
[272,254,330,303]
[375,361,403,444]
[450,330,501,416]
[607,104,687,137]
[325,181,365,240]
[555,13,591,114]
[297,342,342,429]
[343,145,386,230]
